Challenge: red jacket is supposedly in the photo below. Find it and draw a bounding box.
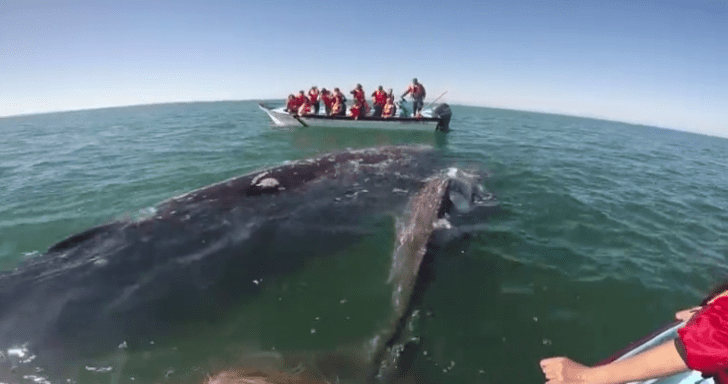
[322,93,334,108]
[372,90,387,107]
[298,99,312,115]
[677,295,728,384]
[308,89,319,103]
[295,94,307,107]
[349,103,362,119]
[406,83,425,99]
[286,98,298,113]
[352,88,365,104]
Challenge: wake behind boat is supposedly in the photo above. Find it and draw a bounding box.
[259,103,452,132]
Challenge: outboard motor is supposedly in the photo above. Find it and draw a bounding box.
[432,103,452,132]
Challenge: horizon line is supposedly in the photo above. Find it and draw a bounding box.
[1,98,724,140]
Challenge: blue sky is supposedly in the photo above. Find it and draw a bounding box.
[1,0,726,136]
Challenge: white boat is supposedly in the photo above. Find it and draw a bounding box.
[258,103,452,132]
[599,321,714,384]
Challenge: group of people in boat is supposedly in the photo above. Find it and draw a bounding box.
[284,79,426,120]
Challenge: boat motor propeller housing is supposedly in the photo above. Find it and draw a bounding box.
[432,103,452,132]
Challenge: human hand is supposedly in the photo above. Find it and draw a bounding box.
[540,357,593,384]
[675,306,701,321]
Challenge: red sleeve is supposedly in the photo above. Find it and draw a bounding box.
[677,295,728,373]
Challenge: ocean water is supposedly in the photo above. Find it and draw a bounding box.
[0,101,726,383]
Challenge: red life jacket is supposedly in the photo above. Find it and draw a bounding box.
[286,99,298,113]
[677,295,728,384]
[353,89,365,104]
[322,93,334,108]
[308,89,319,103]
[372,90,387,107]
[349,104,362,119]
[409,83,424,98]
[295,94,306,107]
[298,100,312,115]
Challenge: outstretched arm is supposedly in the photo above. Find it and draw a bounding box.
[540,340,688,384]
[675,306,702,321]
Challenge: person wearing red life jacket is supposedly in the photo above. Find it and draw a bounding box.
[297,96,313,116]
[401,78,426,117]
[285,94,298,114]
[350,84,369,117]
[351,84,366,104]
[348,99,363,120]
[382,96,397,118]
[371,86,388,118]
[540,284,728,384]
[295,91,307,109]
[320,88,334,116]
[308,86,320,115]
[332,88,347,115]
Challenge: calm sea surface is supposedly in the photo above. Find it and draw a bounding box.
[1,101,727,383]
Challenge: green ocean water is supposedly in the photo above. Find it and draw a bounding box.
[0,101,727,383]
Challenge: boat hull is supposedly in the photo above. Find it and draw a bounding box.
[259,104,444,131]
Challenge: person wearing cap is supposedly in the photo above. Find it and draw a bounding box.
[371,86,388,118]
[401,78,426,117]
[308,86,320,115]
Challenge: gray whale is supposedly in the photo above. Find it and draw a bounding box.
[0,145,489,383]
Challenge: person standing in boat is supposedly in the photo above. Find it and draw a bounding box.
[320,88,334,116]
[308,86,320,115]
[540,283,728,384]
[401,78,426,117]
[371,86,388,118]
[382,96,397,118]
[333,88,347,115]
